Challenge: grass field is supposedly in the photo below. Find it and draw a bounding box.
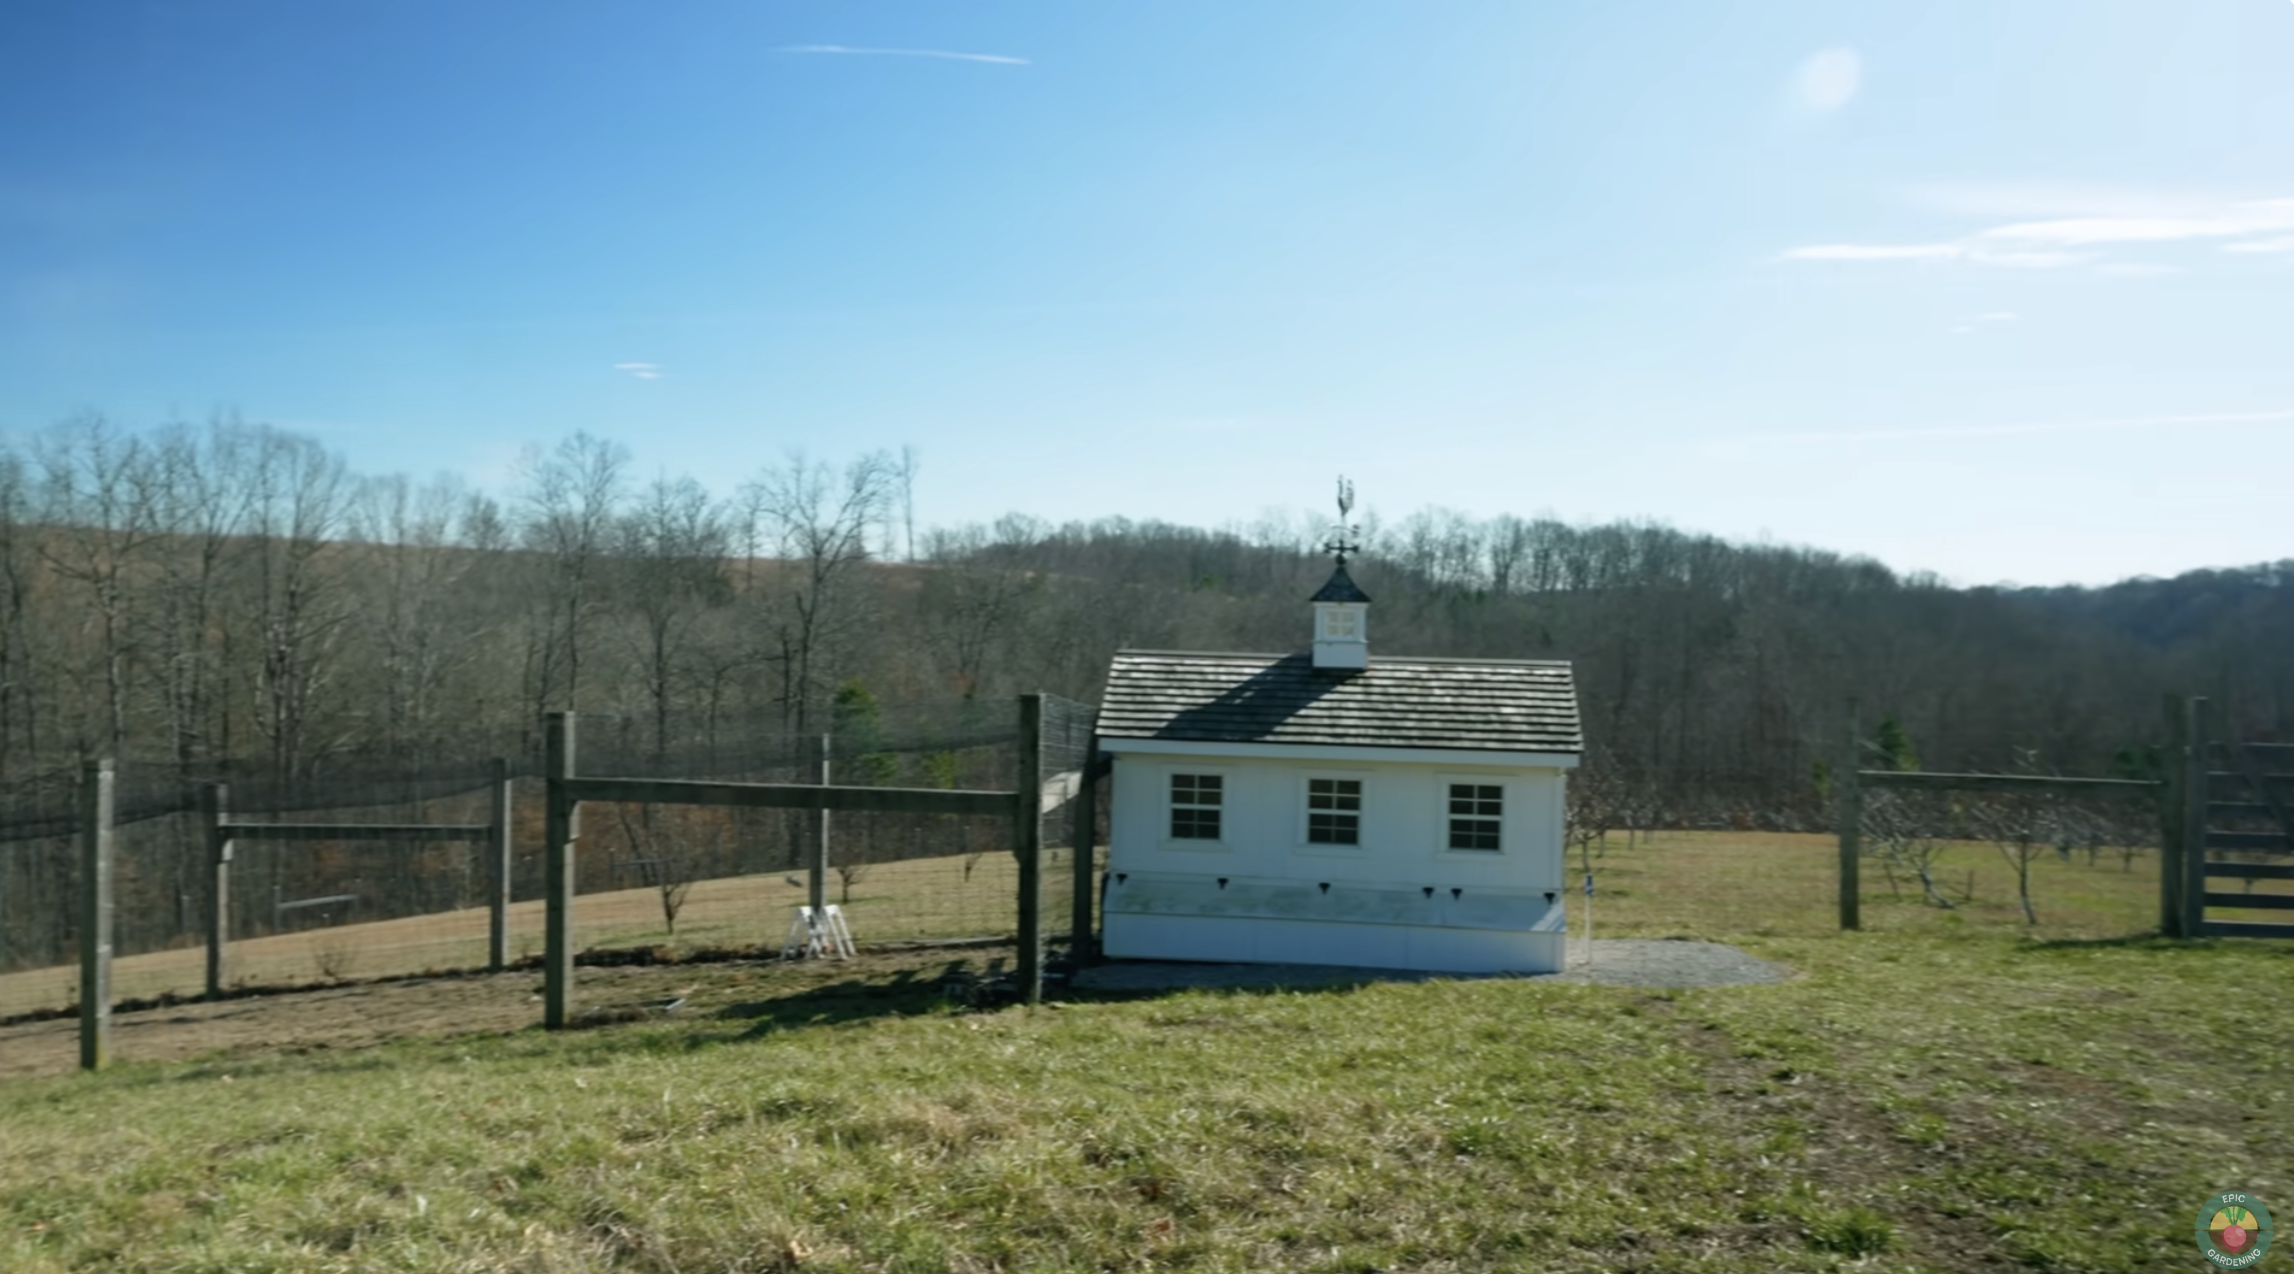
[0,831,2287,1272]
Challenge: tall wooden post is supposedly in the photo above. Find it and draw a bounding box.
[2183,696,2210,939]
[1070,746,1100,961]
[488,756,512,973]
[809,733,830,915]
[1839,698,1862,931]
[544,713,577,1029]
[201,782,232,999]
[1015,694,1044,1004]
[2160,693,2188,937]
[79,759,115,1071]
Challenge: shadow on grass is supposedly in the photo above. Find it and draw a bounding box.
[715,963,946,1035]
[709,951,1111,1038]
[2020,929,2294,955]
[699,949,1408,1043]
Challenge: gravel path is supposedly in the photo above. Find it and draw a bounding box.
[1068,939,1791,993]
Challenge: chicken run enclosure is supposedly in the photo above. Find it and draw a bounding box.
[2,694,1104,1066]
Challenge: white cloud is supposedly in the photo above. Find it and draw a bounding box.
[1784,194,2294,270]
[614,362,662,380]
[774,44,1028,65]
[1977,199,2294,248]
[1795,48,1862,111]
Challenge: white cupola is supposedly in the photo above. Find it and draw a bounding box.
[1309,475,1370,671]
[1309,562,1371,670]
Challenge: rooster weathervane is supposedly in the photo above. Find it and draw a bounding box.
[1323,476,1361,567]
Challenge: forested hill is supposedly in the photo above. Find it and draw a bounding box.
[2007,564,2294,651]
[0,418,2285,824]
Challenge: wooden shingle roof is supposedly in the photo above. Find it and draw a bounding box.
[1099,650,1581,754]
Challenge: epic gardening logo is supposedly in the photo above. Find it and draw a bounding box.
[2196,1192,2273,1268]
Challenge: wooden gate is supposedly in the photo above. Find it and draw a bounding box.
[2170,697,2294,939]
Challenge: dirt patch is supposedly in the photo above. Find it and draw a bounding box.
[1675,1005,2031,1273]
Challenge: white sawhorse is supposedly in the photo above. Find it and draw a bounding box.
[781,904,856,960]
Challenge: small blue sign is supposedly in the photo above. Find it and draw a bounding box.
[1583,874,1594,897]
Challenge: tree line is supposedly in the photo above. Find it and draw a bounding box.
[2,415,2286,830]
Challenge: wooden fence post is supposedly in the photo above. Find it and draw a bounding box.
[489,757,512,973]
[201,782,232,999]
[544,713,577,1029]
[1839,698,1862,931]
[809,733,830,915]
[2183,696,2209,939]
[79,758,114,1071]
[1016,693,1043,1004]
[1071,746,1099,962]
[2160,693,2188,937]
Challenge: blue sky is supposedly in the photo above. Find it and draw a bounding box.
[4,1,2291,586]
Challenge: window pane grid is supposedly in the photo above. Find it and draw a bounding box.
[1307,813,1360,844]
[1170,773,1223,841]
[1306,778,1362,845]
[1446,783,1501,851]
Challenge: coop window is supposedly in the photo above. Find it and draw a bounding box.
[1306,778,1362,845]
[1447,783,1503,851]
[1169,773,1223,840]
[1323,608,1358,638]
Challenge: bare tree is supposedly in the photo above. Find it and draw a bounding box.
[351,472,482,761]
[34,416,166,759]
[920,522,1044,700]
[741,450,894,732]
[894,445,920,561]
[0,448,39,778]
[613,804,698,936]
[1862,789,1958,908]
[149,420,260,775]
[613,475,732,759]
[1565,747,1623,876]
[245,428,354,780]
[833,859,869,905]
[1966,752,2075,926]
[519,433,628,714]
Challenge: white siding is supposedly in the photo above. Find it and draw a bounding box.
[1107,748,1564,890]
[1101,743,1571,974]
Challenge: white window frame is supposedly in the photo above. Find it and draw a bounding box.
[1438,775,1506,855]
[1321,607,1359,639]
[1296,770,1369,854]
[1160,766,1234,852]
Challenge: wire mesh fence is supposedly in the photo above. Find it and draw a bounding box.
[1038,693,1102,974]
[0,696,1110,1024]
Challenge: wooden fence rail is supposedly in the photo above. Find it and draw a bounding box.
[540,695,1049,1029]
[1836,693,2292,941]
[201,760,515,998]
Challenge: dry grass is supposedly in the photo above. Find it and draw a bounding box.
[0,829,2288,1271]
[0,847,1088,1020]
[1570,827,2261,942]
